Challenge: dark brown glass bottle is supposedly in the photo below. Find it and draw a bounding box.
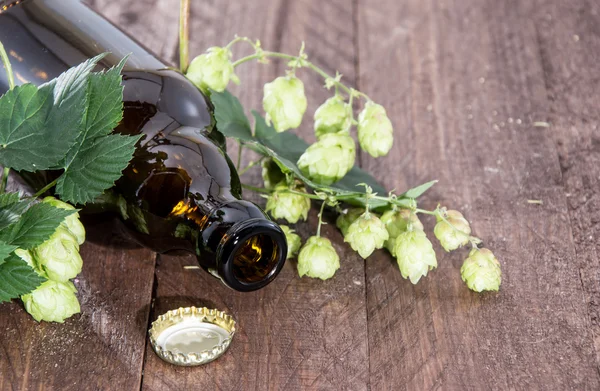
[0,0,287,291]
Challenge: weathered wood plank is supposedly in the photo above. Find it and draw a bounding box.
[0,216,156,390]
[88,1,370,390]
[531,0,600,373]
[358,0,600,389]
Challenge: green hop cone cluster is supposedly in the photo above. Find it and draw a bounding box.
[314,95,352,139]
[344,212,389,258]
[297,236,340,280]
[297,133,356,185]
[263,75,307,132]
[15,197,86,323]
[381,209,423,255]
[281,225,301,259]
[461,248,502,292]
[434,210,471,252]
[186,46,239,93]
[357,102,394,157]
[335,208,364,236]
[394,229,437,284]
[21,280,80,323]
[265,185,311,224]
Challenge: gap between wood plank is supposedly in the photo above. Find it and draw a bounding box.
[138,253,160,391]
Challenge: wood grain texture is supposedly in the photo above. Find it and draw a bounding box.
[2,0,600,389]
[87,1,369,390]
[0,217,156,391]
[357,0,600,389]
[531,0,600,373]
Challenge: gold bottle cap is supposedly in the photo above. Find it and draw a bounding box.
[149,307,236,366]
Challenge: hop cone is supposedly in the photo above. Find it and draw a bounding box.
[21,280,80,323]
[357,102,394,157]
[33,226,83,282]
[297,133,356,185]
[344,212,389,258]
[297,236,340,280]
[394,230,437,284]
[265,186,311,224]
[187,47,238,93]
[263,75,307,132]
[461,248,502,292]
[314,95,352,139]
[434,210,471,252]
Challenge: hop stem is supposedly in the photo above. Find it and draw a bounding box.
[239,157,265,175]
[0,40,15,192]
[34,178,59,198]
[179,0,191,73]
[227,37,372,103]
[316,200,327,237]
[0,167,8,193]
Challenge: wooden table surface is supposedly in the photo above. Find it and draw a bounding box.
[1,0,600,389]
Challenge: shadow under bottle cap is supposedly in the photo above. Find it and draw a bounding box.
[149,307,236,366]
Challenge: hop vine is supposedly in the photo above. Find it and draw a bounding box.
[184,36,502,293]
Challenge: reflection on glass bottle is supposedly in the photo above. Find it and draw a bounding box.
[0,0,287,292]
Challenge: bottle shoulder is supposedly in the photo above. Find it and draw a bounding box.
[121,69,214,133]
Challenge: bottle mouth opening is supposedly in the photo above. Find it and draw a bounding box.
[216,219,287,292]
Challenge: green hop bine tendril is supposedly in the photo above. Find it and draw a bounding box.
[335,208,364,237]
[461,248,502,292]
[344,212,389,259]
[263,75,308,132]
[314,95,352,139]
[380,209,424,255]
[21,280,80,323]
[357,102,394,157]
[433,210,471,252]
[297,133,356,185]
[297,236,340,280]
[280,225,301,259]
[33,226,83,282]
[42,196,86,245]
[265,185,311,224]
[186,46,239,93]
[394,229,438,284]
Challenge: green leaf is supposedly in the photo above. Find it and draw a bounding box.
[0,84,53,171]
[0,54,106,171]
[0,254,45,303]
[0,242,18,266]
[0,202,75,250]
[0,196,32,231]
[253,110,307,162]
[62,57,127,168]
[0,192,21,208]
[53,56,141,204]
[211,89,254,141]
[401,180,438,199]
[41,53,108,166]
[56,133,141,204]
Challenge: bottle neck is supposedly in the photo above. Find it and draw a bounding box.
[180,200,287,291]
